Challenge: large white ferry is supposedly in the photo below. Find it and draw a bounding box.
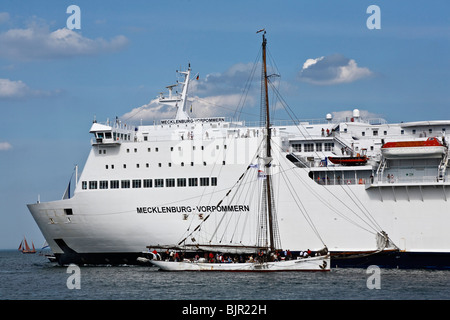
[27,38,450,269]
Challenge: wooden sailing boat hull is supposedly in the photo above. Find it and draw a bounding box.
[150,255,330,272]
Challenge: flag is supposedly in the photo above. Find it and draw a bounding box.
[258,170,266,179]
[190,105,193,113]
[196,74,199,80]
[249,164,258,168]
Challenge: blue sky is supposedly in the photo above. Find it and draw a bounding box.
[1,0,449,249]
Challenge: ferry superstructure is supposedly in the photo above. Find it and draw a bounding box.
[27,65,450,268]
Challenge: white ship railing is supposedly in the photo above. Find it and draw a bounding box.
[367,175,447,186]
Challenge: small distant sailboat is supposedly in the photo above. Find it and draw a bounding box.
[18,237,36,254]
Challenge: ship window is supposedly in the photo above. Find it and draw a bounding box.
[155,179,164,188]
[136,164,140,168]
[373,130,378,136]
[384,131,387,135]
[324,143,334,151]
[170,147,173,151]
[211,177,217,186]
[148,148,151,152]
[155,148,159,152]
[224,145,227,149]
[123,164,127,169]
[99,180,108,189]
[132,179,141,188]
[105,132,112,139]
[105,165,109,169]
[111,164,115,169]
[177,178,186,187]
[188,178,198,187]
[200,177,209,186]
[97,132,104,138]
[110,180,119,189]
[412,129,416,134]
[89,181,98,189]
[191,162,194,166]
[292,144,301,152]
[64,208,73,215]
[304,143,314,152]
[223,161,226,165]
[429,129,433,134]
[158,163,162,167]
[316,143,322,152]
[143,179,152,188]
[181,162,184,167]
[134,148,137,153]
[146,163,149,168]
[168,163,172,167]
[121,180,130,188]
[144,136,148,141]
[401,130,404,135]
[166,178,175,187]
[362,132,365,136]
[127,149,130,153]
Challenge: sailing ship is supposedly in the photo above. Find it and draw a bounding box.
[18,237,36,254]
[147,30,330,272]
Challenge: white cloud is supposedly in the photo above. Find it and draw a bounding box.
[0,23,128,60]
[0,78,28,98]
[121,63,260,123]
[298,54,373,85]
[330,110,383,122]
[302,57,324,70]
[191,62,259,96]
[121,98,178,123]
[0,78,54,99]
[0,142,12,151]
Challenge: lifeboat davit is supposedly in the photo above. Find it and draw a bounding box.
[381,137,446,159]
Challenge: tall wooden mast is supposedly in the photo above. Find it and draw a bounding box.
[259,30,279,253]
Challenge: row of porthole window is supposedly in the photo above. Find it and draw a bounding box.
[81,177,218,190]
[105,161,226,170]
[99,145,228,155]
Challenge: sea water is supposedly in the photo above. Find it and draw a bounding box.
[1,250,449,300]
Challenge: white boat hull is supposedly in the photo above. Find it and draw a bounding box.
[150,255,330,272]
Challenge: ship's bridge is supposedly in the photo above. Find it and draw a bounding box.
[89,121,135,146]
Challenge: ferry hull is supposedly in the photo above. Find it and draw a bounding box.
[27,167,450,269]
[49,248,450,270]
